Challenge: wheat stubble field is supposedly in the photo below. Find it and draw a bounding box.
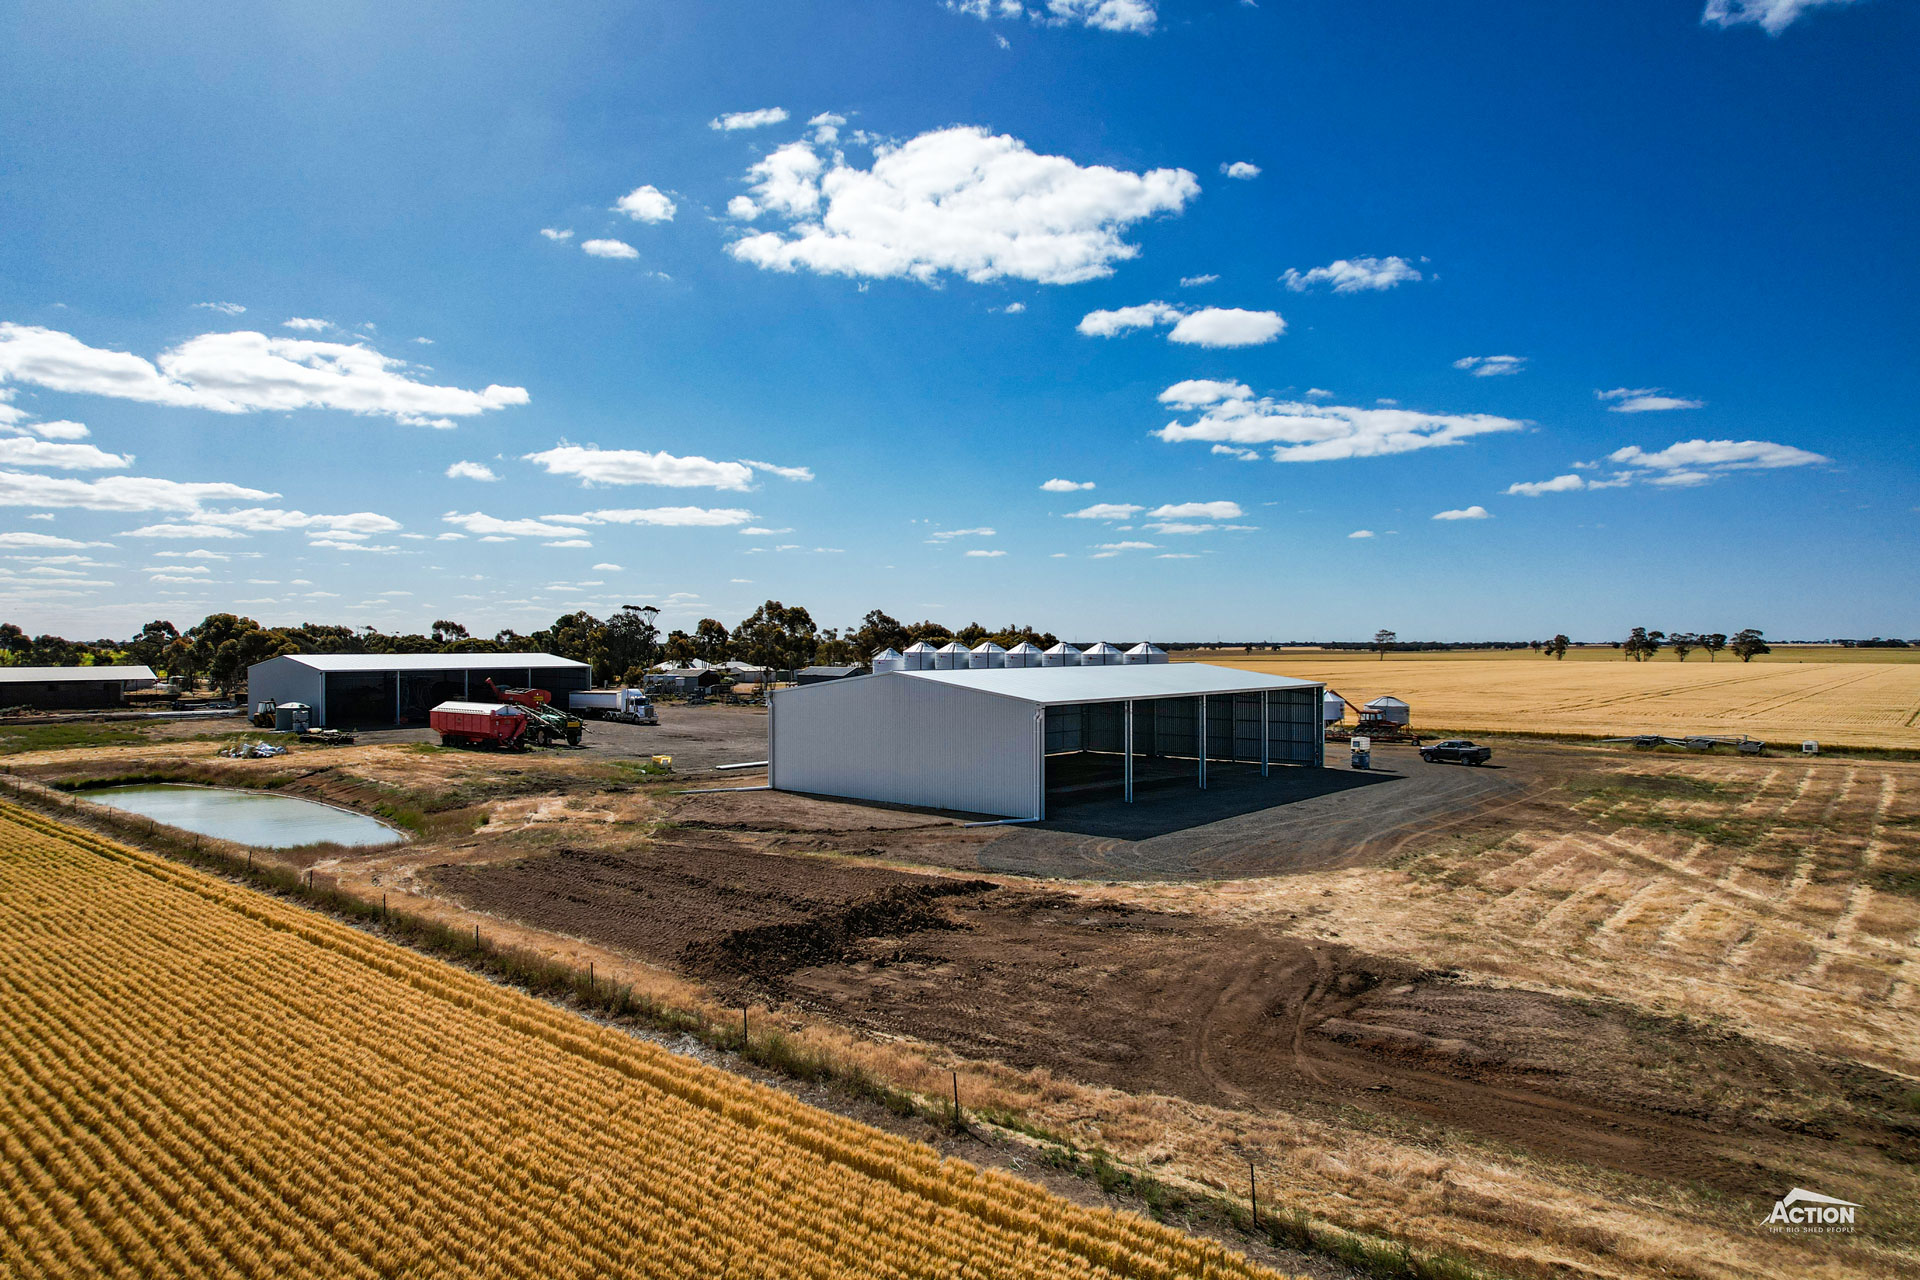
[1183,648,1920,749]
[0,799,1285,1280]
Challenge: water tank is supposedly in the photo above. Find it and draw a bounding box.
[969,641,1007,670]
[1004,642,1043,669]
[872,647,904,674]
[934,641,971,670]
[1123,643,1167,665]
[273,702,311,733]
[1082,642,1122,667]
[1042,643,1084,667]
[901,641,938,672]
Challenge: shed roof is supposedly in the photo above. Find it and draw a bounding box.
[261,652,586,674]
[0,664,156,684]
[896,662,1318,707]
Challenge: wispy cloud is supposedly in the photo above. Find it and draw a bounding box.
[1596,386,1704,413]
[947,0,1157,35]
[1432,505,1491,520]
[1079,303,1283,347]
[1453,354,1526,377]
[524,445,754,490]
[1701,0,1863,34]
[1282,255,1422,293]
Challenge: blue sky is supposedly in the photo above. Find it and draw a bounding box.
[1,0,1914,643]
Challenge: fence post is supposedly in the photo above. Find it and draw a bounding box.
[1249,1159,1258,1230]
[951,1070,961,1129]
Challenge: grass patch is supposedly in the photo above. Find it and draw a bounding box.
[0,722,153,754]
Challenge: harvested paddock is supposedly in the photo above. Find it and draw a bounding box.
[1187,651,1920,749]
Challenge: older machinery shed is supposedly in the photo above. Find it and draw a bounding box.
[769,663,1324,820]
[245,653,591,728]
[0,665,157,710]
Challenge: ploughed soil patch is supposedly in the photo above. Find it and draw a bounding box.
[425,837,1918,1199]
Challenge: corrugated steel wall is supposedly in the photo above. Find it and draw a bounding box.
[771,675,1042,818]
[244,658,327,723]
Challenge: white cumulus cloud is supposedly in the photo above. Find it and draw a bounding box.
[581,238,640,260]
[575,507,755,527]
[1433,505,1491,520]
[1220,161,1261,180]
[1178,274,1218,288]
[1282,255,1423,293]
[1065,502,1143,520]
[541,227,574,241]
[524,445,755,490]
[1077,301,1182,337]
[965,549,1007,557]
[446,460,498,482]
[0,531,109,549]
[1348,529,1375,539]
[0,438,131,470]
[1156,382,1526,463]
[728,126,1198,286]
[1505,474,1586,496]
[614,185,677,223]
[711,107,791,131]
[1168,308,1284,348]
[1149,501,1242,520]
[1041,478,1095,492]
[0,323,527,426]
[1080,304,1281,347]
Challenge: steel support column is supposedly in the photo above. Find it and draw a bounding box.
[1197,695,1208,790]
[1124,699,1134,804]
[1261,689,1270,777]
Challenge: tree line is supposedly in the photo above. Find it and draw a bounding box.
[1617,628,1770,662]
[0,605,1063,693]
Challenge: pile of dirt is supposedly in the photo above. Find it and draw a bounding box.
[683,880,995,978]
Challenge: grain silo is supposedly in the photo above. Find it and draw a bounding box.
[872,647,905,674]
[1082,642,1123,666]
[969,641,1007,669]
[934,641,972,670]
[1360,695,1410,727]
[1004,642,1043,669]
[1323,690,1349,725]
[1123,643,1168,665]
[901,641,938,672]
[1041,642,1084,667]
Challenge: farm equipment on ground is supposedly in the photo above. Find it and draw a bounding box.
[1603,734,1767,755]
[430,701,529,749]
[478,680,583,747]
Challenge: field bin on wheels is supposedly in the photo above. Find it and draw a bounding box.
[429,701,529,749]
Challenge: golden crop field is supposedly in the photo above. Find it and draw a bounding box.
[1178,651,1920,750]
[0,801,1283,1280]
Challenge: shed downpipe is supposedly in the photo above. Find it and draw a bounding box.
[1124,699,1134,804]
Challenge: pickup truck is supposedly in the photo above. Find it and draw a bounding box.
[1420,739,1492,766]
